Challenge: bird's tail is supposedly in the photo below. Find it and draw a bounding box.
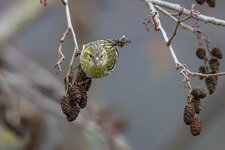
[113,35,131,48]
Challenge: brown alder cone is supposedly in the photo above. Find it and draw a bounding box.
[196,0,206,5]
[183,102,195,125]
[60,96,80,122]
[76,66,92,92]
[191,87,207,99]
[67,84,82,103]
[211,47,223,59]
[196,48,206,59]
[190,115,202,136]
[209,58,220,73]
[78,85,88,109]
[198,66,208,80]
[206,0,215,7]
[192,98,202,114]
[205,76,217,94]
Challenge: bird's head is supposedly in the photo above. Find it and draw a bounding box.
[81,44,107,67]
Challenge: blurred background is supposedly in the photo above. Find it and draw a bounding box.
[0,0,225,150]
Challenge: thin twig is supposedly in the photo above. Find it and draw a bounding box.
[55,28,70,73]
[55,0,80,78]
[155,5,195,33]
[142,0,225,26]
[166,16,192,46]
[144,1,182,68]
[190,71,225,78]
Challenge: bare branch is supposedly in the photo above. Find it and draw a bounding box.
[55,28,69,73]
[166,15,192,46]
[55,0,80,75]
[155,6,195,33]
[143,1,182,68]
[143,0,225,26]
[190,71,225,78]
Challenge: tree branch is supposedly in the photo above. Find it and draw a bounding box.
[155,5,195,33]
[55,0,80,76]
[142,0,225,26]
[143,0,182,68]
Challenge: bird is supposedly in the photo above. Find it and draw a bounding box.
[80,35,131,78]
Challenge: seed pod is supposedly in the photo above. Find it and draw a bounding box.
[78,85,88,109]
[206,0,215,7]
[79,95,87,109]
[211,47,223,59]
[82,78,92,92]
[192,98,202,114]
[76,66,92,91]
[190,115,202,136]
[205,76,217,94]
[196,0,206,5]
[198,66,208,80]
[60,96,71,116]
[191,87,207,99]
[67,84,82,103]
[66,104,80,122]
[76,66,88,82]
[196,48,206,59]
[60,96,80,122]
[209,58,220,73]
[183,102,195,125]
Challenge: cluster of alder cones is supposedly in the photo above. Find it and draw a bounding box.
[197,47,223,94]
[60,66,92,121]
[183,87,207,136]
[183,46,223,136]
[196,0,216,7]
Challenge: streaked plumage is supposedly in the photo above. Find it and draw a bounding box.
[80,36,130,78]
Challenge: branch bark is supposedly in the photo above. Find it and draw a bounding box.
[142,0,225,26]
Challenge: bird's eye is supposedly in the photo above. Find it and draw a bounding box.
[99,54,104,59]
[89,54,94,58]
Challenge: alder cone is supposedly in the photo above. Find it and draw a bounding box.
[67,85,82,103]
[191,87,207,99]
[60,96,71,116]
[198,66,208,80]
[66,104,80,122]
[190,115,202,136]
[209,58,220,73]
[211,47,223,59]
[205,76,217,94]
[207,0,215,7]
[196,0,206,5]
[192,98,201,114]
[183,102,195,125]
[196,48,206,59]
[76,66,92,92]
[60,96,80,122]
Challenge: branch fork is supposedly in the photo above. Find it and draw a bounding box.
[143,0,225,92]
[55,0,80,77]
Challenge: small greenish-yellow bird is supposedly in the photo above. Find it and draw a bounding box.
[80,35,131,78]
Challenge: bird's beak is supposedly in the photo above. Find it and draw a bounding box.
[93,56,99,65]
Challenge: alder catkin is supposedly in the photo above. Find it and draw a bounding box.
[211,47,223,59]
[191,87,207,99]
[196,0,206,5]
[183,102,195,125]
[190,115,202,136]
[196,48,206,59]
[209,58,220,73]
